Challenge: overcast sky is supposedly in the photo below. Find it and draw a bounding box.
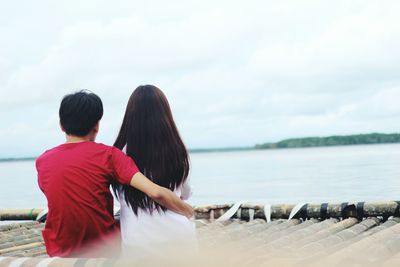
[1,0,400,157]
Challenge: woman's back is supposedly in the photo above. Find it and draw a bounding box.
[113,85,197,258]
[119,182,197,258]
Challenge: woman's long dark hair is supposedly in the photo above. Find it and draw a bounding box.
[113,85,190,215]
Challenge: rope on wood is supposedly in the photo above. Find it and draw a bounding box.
[264,204,271,223]
[288,203,307,220]
[216,201,247,221]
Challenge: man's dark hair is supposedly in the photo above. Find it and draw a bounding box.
[59,90,103,136]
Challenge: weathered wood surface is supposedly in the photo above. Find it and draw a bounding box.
[1,215,400,266]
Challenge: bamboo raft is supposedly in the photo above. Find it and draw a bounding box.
[1,201,400,266]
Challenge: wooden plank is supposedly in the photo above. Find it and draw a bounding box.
[0,242,43,255]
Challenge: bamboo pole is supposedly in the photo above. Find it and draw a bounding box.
[1,201,399,221]
[194,201,400,220]
[0,209,44,221]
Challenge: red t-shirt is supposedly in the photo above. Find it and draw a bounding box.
[36,141,139,257]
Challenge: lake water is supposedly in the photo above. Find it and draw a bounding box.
[1,143,400,209]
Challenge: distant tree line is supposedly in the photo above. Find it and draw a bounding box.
[255,133,400,149]
[2,133,400,160]
[0,157,36,162]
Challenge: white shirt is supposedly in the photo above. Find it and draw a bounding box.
[118,177,197,258]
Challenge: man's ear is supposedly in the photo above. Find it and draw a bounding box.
[93,121,100,134]
[59,121,65,132]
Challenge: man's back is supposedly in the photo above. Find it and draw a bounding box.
[36,141,137,257]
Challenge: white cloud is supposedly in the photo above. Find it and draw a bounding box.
[0,0,400,156]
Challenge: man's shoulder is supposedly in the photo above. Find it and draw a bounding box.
[91,142,113,150]
[88,142,118,157]
[36,144,63,163]
[36,142,119,165]
[93,142,124,154]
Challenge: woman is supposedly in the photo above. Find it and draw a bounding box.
[113,85,196,258]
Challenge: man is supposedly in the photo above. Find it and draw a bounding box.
[36,90,193,257]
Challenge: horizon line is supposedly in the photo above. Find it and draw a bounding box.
[1,132,399,161]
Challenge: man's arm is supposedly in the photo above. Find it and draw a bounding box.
[129,172,194,219]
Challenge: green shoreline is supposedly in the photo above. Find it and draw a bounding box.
[191,133,400,153]
[255,132,400,150]
[0,157,37,163]
[1,133,399,161]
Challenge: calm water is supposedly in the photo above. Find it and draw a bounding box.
[1,143,400,209]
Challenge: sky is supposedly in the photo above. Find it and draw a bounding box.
[0,0,400,157]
